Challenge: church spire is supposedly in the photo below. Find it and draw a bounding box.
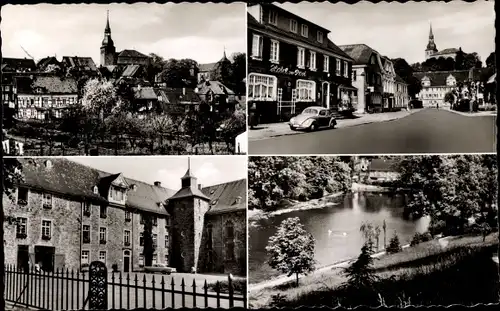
[105,10,111,33]
[429,22,434,39]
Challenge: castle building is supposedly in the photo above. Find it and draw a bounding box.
[3,158,246,276]
[425,23,460,61]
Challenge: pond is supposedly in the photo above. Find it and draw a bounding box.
[248,192,431,283]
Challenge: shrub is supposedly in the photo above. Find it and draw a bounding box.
[386,232,402,254]
[410,232,433,246]
[208,278,247,294]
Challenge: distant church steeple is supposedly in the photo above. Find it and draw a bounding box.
[425,22,438,60]
[100,10,116,66]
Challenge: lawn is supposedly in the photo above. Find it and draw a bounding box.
[249,233,499,309]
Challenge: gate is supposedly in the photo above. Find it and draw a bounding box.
[88,261,108,310]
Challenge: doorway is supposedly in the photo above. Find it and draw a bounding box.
[123,250,130,273]
[34,246,55,272]
[17,245,30,272]
[322,82,330,108]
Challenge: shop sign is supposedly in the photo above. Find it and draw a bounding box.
[270,65,307,77]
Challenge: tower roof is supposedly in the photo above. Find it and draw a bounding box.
[426,22,437,51]
[429,23,434,39]
[102,10,114,47]
[181,157,195,180]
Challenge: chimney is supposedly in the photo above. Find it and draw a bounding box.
[198,184,202,190]
[154,181,161,187]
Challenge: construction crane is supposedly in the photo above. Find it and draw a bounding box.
[20,45,35,60]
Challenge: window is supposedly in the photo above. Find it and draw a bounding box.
[165,235,169,248]
[99,251,106,263]
[42,193,52,209]
[100,205,107,219]
[125,211,131,222]
[323,55,329,72]
[317,31,323,43]
[139,254,144,266]
[83,202,91,216]
[225,222,235,261]
[290,19,297,33]
[352,71,357,81]
[309,51,317,70]
[153,234,158,248]
[251,34,263,59]
[152,216,157,226]
[16,217,27,239]
[17,188,28,205]
[81,251,90,265]
[270,40,280,63]
[124,230,131,246]
[42,220,51,240]
[99,227,107,244]
[140,213,144,224]
[301,24,308,37]
[165,217,170,228]
[111,186,124,201]
[140,232,144,246]
[164,254,169,265]
[83,225,90,243]
[297,47,305,68]
[152,254,158,265]
[336,59,341,75]
[296,80,316,101]
[268,10,277,25]
[248,73,277,101]
[344,61,349,78]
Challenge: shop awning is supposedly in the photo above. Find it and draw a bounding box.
[339,85,357,91]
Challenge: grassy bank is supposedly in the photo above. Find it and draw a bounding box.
[249,233,499,308]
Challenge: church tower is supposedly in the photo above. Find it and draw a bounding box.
[168,158,210,273]
[100,10,116,66]
[425,23,438,60]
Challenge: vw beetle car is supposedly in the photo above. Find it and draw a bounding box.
[289,106,337,131]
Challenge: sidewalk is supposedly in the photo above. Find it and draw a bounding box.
[444,107,497,117]
[249,109,421,141]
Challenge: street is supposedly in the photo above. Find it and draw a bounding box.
[248,108,496,154]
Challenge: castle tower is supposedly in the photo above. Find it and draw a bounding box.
[425,23,438,60]
[100,10,116,66]
[168,158,210,273]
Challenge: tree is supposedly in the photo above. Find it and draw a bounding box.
[266,217,316,287]
[219,108,246,154]
[229,52,246,95]
[2,158,25,225]
[81,78,119,119]
[386,231,402,254]
[160,58,198,88]
[392,58,422,98]
[444,91,455,104]
[146,53,165,83]
[344,243,379,289]
[485,52,495,68]
[360,222,381,252]
[382,220,387,249]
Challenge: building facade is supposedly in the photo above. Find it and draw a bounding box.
[339,44,385,113]
[14,75,79,120]
[3,158,246,276]
[247,3,355,123]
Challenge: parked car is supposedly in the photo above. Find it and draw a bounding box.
[144,263,176,275]
[289,106,337,131]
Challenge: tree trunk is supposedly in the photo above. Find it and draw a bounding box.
[295,273,299,287]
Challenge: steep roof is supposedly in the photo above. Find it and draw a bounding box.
[338,44,376,65]
[15,75,78,94]
[132,86,158,100]
[202,179,246,215]
[2,57,36,72]
[155,87,201,104]
[169,186,210,201]
[413,70,470,87]
[395,75,406,83]
[199,62,217,72]
[36,57,60,70]
[118,49,149,58]
[16,158,176,216]
[196,80,235,96]
[62,56,98,72]
[433,48,460,56]
[121,64,142,77]
[369,159,398,172]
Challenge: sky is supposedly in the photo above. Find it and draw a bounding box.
[71,156,247,191]
[2,3,246,65]
[276,1,495,65]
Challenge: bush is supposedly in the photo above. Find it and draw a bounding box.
[208,278,247,294]
[410,232,433,246]
[386,232,402,254]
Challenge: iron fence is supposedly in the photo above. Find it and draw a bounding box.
[4,265,246,310]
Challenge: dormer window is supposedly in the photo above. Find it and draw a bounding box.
[446,75,456,86]
[110,186,124,202]
[268,10,277,26]
[93,186,98,194]
[301,24,308,37]
[290,19,297,33]
[317,31,323,43]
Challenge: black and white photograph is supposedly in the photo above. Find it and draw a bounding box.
[247,155,498,308]
[3,156,247,309]
[247,1,496,154]
[1,3,247,156]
